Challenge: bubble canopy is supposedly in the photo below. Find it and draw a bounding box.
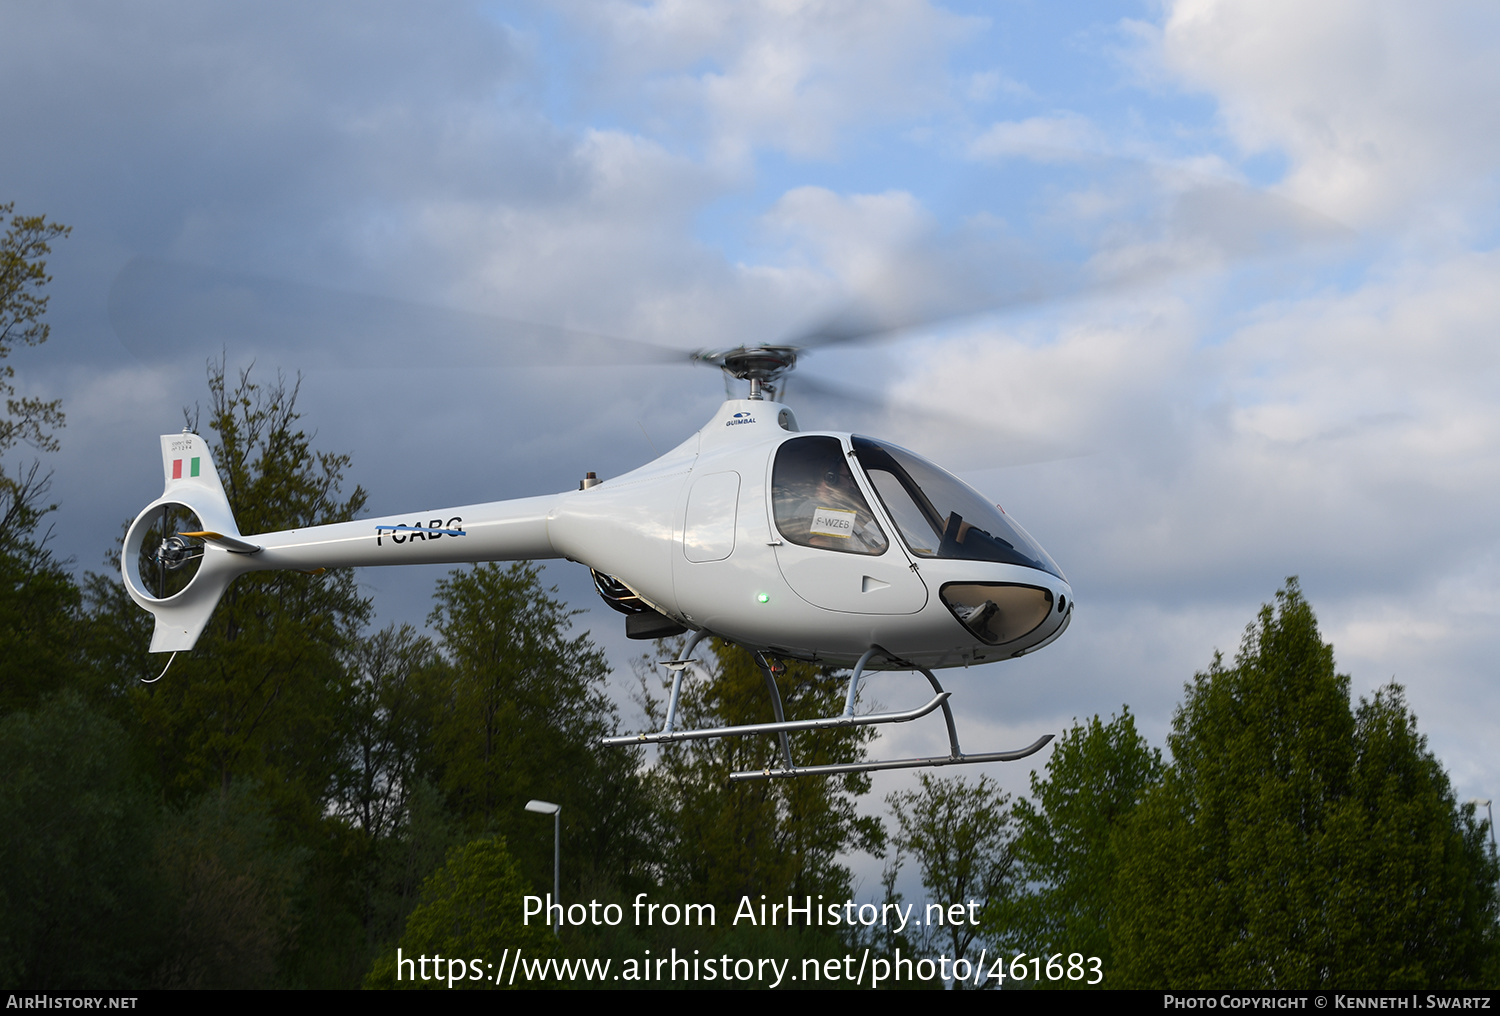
[850,435,1064,580]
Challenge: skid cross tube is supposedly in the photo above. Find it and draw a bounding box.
[604,637,955,747]
[602,691,952,746]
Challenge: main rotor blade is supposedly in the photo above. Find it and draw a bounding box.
[778,171,1352,352]
[785,374,1083,470]
[109,169,1350,389]
[108,257,695,371]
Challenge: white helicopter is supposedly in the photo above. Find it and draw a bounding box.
[114,165,1345,781]
[122,340,1071,781]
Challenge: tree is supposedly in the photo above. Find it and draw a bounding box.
[1326,685,1500,986]
[365,836,554,990]
[333,624,443,843]
[0,206,75,715]
[886,773,1014,979]
[990,708,1162,981]
[68,361,377,986]
[331,624,462,956]
[0,203,69,468]
[644,639,885,914]
[97,361,371,822]
[424,562,651,895]
[0,693,165,988]
[153,783,307,989]
[1112,580,1500,989]
[0,463,81,714]
[358,778,466,963]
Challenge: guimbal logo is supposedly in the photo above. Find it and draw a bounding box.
[726,412,757,427]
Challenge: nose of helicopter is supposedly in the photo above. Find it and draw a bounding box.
[936,567,1072,660]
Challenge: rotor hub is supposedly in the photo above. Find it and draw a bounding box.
[157,534,200,570]
[694,345,799,400]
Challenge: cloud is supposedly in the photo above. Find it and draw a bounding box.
[761,185,932,284]
[555,0,981,163]
[1151,0,1500,227]
[964,68,1034,104]
[896,240,1500,611]
[969,112,1105,163]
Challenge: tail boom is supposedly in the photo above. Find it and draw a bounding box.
[124,432,565,653]
[239,495,562,572]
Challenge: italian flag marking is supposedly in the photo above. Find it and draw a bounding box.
[171,457,201,480]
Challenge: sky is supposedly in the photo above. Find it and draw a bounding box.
[4,1,1499,900]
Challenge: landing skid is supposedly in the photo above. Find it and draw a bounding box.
[603,631,1054,781]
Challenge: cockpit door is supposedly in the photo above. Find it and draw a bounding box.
[766,435,927,614]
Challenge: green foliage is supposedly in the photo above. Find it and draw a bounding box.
[1322,686,1500,987]
[0,693,165,988]
[365,836,554,990]
[0,205,76,715]
[644,640,884,914]
[153,784,308,989]
[1112,580,1500,989]
[887,774,1013,969]
[77,555,157,715]
[0,467,82,715]
[425,562,650,894]
[112,361,371,817]
[331,626,465,960]
[1113,581,1354,987]
[0,202,69,463]
[360,779,467,960]
[991,708,1162,979]
[333,623,443,842]
[68,361,381,983]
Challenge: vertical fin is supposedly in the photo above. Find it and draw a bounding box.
[125,433,251,653]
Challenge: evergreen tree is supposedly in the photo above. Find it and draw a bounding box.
[1112,580,1499,988]
[1326,685,1500,986]
[152,783,308,989]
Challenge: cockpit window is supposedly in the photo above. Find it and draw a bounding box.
[772,436,889,556]
[852,436,1063,578]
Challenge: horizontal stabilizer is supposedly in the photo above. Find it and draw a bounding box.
[179,530,262,554]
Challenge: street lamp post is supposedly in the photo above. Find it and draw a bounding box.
[525,799,561,936]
